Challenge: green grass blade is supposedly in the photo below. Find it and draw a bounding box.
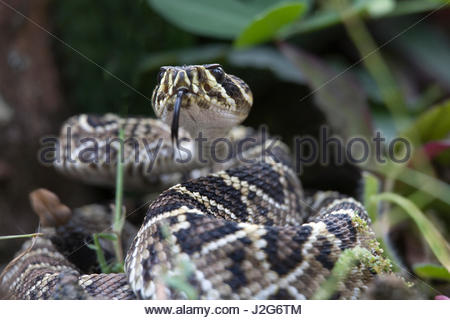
[371,192,450,272]
[0,233,43,241]
[91,233,110,273]
[234,2,307,48]
[114,128,125,233]
[371,163,450,206]
[112,127,125,271]
[413,263,450,281]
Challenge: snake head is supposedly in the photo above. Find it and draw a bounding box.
[151,64,253,145]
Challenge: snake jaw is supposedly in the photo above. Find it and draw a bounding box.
[171,88,187,148]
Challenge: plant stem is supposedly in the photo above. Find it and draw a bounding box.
[0,233,44,240]
[112,127,125,269]
[341,8,406,125]
[92,233,110,273]
[339,1,438,208]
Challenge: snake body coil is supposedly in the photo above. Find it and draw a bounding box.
[1,65,383,299]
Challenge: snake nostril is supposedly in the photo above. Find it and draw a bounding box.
[203,83,211,92]
[157,70,164,83]
[173,70,190,92]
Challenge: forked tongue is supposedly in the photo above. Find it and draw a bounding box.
[171,88,187,149]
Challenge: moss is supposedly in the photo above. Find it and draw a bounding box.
[313,214,394,299]
[351,214,392,274]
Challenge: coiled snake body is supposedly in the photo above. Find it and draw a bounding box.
[1,65,383,299]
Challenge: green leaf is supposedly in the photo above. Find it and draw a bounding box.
[147,0,280,39]
[281,10,342,36]
[366,0,395,17]
[234,2,307,48]
[371,192,450,272]
[280,0,447,39]
[413,263,450,281]
[164,275,198,300]
[86,244,97,250]
[402,99,450,144]
[401,99,450,165]
[280,0,368,38]
[279,42,373,139]
[384,0,449,17]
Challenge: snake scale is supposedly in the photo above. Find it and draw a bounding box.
[0,64,385,299]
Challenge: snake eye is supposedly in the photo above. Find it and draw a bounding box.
[157,69,165,83]
[210,66,225,83]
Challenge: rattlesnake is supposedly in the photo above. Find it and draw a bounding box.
[0,64,387,299]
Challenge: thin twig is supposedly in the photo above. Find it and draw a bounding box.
[0,233,44,240]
